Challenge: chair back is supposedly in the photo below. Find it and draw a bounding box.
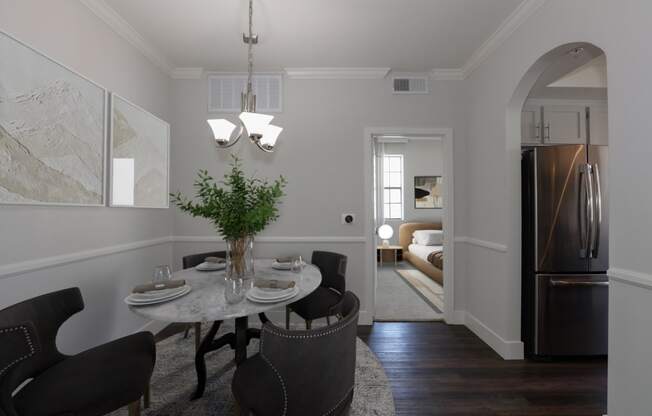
[182,251,226,269]
[0,288,84,396]
[311,251,347,294]
[260,291,360,416]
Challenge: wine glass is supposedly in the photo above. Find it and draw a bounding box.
[153,265,172,283]
[291,256,304,273]
[225,278,246,304]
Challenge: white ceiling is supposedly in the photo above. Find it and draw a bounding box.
[93,0,530,77]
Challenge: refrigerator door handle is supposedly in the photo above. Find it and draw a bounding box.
[591,163,602,258]
[550,279,609,287]
[578,164,592,259]
[585,164,595,258]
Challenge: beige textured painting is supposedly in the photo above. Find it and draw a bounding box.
[0,32,106,205]
[110,95,169,208]
[415,176,443,209]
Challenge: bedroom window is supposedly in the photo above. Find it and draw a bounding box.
[383,154,404,220]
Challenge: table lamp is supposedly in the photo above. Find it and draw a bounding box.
[377,224,394,247]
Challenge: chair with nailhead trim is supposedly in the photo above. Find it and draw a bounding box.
[0,288,155,416]
[232,291,360,416]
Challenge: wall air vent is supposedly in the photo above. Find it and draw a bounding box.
[392,76,429,94]
[208,73,283,113]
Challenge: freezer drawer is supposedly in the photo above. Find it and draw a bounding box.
[535,274,608,356]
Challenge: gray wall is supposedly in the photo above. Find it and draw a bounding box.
[0,0,172,353]
[382,140,443,245]
[169,76,467,324]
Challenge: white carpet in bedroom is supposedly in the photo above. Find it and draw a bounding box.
[375,264,443,322]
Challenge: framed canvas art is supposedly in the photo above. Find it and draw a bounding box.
[414,176,443,209]
[0,31,107,206]
[110,94,169,208]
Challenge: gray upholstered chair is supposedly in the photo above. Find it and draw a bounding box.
[286,251,348,329]
[181,250,226,348]
[232,291,360,416]
[0,288,155,416]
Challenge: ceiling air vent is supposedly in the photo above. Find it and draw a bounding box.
[208,73,283,113]
[392,76,429,94]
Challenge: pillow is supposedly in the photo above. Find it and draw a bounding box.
[413,229,443,246]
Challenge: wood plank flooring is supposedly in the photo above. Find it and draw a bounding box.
[357,322,607,416]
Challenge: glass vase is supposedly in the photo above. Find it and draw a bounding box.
[226,235,255,282]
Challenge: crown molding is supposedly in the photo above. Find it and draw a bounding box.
[284,67,391,80]
[430,0,546,81]
[461,0,546,79]
[430,68,465,81]
[79,0,174,76]
[171,67,204,79]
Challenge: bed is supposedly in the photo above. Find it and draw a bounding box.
[399,222,443,286]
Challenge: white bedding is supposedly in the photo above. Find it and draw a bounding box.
[408,244,443,262]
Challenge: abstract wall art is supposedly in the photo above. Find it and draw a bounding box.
[414,176,443,209]
[0,31,107,206]
[110,94,169,208]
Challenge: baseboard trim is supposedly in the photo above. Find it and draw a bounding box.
[447,310,466,325]
[454,236,508,253]
[0,236,173,279]
[173,235,367,244]
[609,267,652,290]
[464,312,524,359]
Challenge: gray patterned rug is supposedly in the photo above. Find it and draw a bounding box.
[110,323,395,415]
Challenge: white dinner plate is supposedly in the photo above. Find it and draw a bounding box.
[271,261,306,270]
[249,286,296,300]
[246,286,299,303]
[125,286,191,306]
[195,262,226,271]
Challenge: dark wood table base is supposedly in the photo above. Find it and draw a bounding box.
[192,313,269,400]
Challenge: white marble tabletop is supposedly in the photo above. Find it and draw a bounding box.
[128,258,322,323]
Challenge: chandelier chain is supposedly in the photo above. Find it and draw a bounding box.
[247,0,254,95]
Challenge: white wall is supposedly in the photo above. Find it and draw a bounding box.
[0,0,172,352]
[170,76,467,323]
[461,0,652,413]
[382,140,443,245]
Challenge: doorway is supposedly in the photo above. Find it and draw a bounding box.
[364,128,455,323]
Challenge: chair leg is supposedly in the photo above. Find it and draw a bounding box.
[305,320,312,330]
[144,383,151,409]
[128,400,141,416]
[183,324,191,339]
[194,322,202,352]
[326,315,331,325]
[285,306,291,329]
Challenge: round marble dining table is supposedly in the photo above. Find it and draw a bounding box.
[129,258,322,399]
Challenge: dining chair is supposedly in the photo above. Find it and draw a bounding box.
[0,288,155,416]
[286,251,347,329]
[232,291,360,416]
[181,250,226,349]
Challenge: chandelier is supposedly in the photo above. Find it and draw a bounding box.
[207,0,282,153]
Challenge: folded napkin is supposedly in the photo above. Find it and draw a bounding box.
[205,256,225,264]
[275,256,300,264]
[133,279,186,294]
[254,279,296,289]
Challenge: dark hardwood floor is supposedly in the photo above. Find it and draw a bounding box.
[357,322,607,416]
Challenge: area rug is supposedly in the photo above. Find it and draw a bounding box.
[109,323,395,415]
[375,266,443,322]
[395,268,445,313]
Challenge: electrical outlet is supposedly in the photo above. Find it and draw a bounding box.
[341,213,356,225]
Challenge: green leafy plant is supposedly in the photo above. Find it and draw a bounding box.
[170,155,287,241]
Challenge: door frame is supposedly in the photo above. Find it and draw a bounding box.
[363,127,455,323]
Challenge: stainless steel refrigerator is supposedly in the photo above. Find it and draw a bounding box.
[521,144,609,357]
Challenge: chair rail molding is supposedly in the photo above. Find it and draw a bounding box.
[609,267,652,290]
[173,235,367,244]
[0,236,173,279]
[454,236,508,253]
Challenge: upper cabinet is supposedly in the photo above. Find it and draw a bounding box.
[521,105,542,144]
[544,105,587,144]
[521,100,608,146]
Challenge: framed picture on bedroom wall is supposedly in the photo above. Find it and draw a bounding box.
[109,94,169,208]
[414,176,443,209]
